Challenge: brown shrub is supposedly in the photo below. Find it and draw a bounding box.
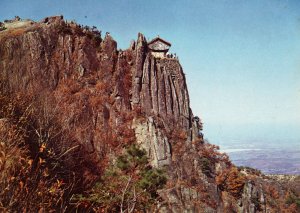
[216,166,246,198]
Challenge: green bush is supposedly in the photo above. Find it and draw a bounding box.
[0,26,7,31]
[199,157,212,177]
[74,144,167,212]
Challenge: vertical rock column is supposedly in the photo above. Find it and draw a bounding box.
[132,33,147,106]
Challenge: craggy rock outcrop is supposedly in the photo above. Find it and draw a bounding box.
[239,181,266,213]
[0,16,194,148]
[1,16,294,212]
[131,33,191,131]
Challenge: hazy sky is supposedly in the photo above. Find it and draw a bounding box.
[1,0,300,145]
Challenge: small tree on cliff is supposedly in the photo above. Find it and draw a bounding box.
[74,144,167,212]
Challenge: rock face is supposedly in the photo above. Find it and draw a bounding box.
[239,181,266,213]
[133,117,171,167]
[1,16,291,213]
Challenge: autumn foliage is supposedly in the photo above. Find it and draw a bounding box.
[216,166,246,198]
[0,91,165,212]
[0,94,76,211]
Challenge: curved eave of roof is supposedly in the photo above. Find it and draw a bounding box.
[148,48,170,52]
[147,37,171,47]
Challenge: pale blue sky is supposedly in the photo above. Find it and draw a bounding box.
[1,0,300,145]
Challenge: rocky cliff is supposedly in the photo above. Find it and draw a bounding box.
[0,15,197,167]
[0,16,298,212]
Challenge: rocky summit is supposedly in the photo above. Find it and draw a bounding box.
[0,16,299,212]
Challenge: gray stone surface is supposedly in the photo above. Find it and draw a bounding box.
[133,117,171,167]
